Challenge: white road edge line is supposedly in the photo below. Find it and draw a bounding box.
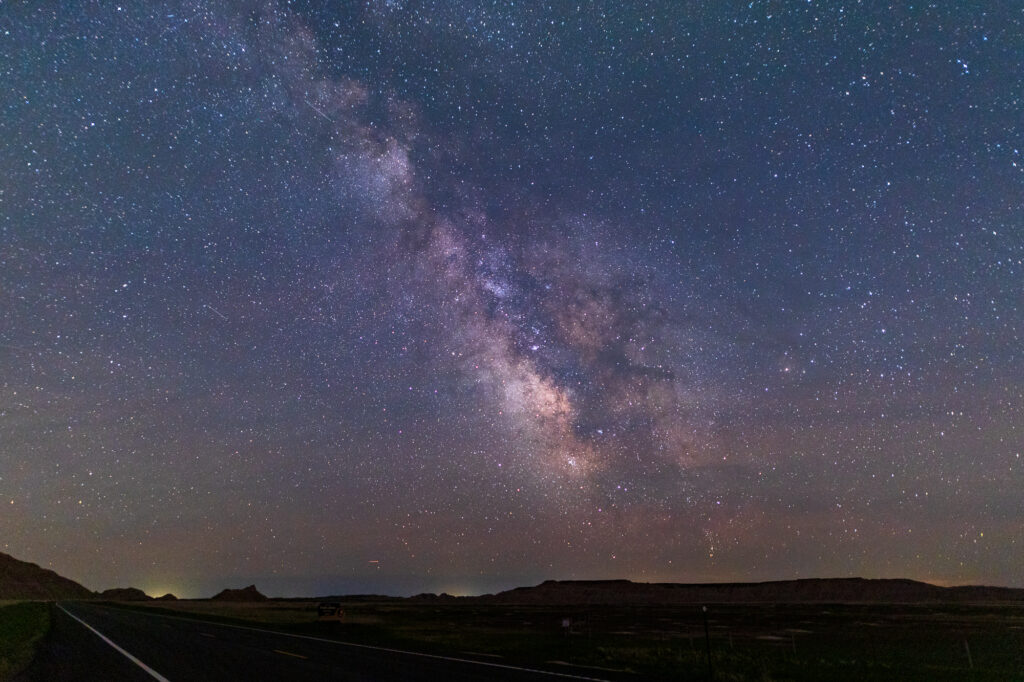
[56,603,171,682]
[92,603,611,681]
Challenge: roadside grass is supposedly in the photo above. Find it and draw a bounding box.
[0,602,50,681]
[106,600,1024,681]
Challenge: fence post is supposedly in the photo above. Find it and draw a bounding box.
[702,605,713,681]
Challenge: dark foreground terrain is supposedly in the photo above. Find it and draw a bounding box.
[17,598,1024,681]
[17,602,627,681]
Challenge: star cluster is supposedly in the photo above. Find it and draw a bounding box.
[1,1,1020,597]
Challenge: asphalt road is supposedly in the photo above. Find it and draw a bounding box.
[19,602,623,681]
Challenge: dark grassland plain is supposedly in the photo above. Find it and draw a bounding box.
[0,602,49,681]
[116,598,1024,681]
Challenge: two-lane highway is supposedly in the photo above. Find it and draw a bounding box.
[19,602,624,681]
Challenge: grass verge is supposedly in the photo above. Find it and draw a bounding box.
[0,602,50,681]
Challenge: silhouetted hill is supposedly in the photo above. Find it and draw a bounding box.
[0,552,94,600]
[99,587,152,601]
[156,593,178,601]
[409,592,459,602]
[476,578,1024,605]
[210,584,267,601]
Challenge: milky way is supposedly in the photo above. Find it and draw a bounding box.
[1,2,1021,597]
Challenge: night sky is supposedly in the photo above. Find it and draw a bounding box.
[2,2,1021,598]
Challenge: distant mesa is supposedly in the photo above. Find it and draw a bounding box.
[2,549,1022,606]
[409,592,458,602]
[99,587,152,601]
[480,578,1024,605]
[210,584,267,601]
[0,551,94,600]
